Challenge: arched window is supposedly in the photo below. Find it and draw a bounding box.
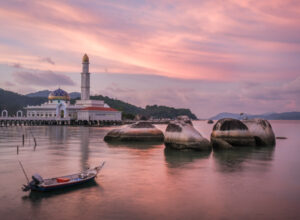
[1,110,8,117]
[16,110,23,117]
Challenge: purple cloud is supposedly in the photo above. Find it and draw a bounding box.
[13,70,75,86]
[11,63,23,69]
[39,57,55,65]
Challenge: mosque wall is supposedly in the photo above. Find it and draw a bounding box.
[78,110,121,121]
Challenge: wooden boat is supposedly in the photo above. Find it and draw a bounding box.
[21,162,105,192]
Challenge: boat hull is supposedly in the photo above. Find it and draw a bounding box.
[22,162,105,192]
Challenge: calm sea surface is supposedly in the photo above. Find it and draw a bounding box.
[0,121,299,220]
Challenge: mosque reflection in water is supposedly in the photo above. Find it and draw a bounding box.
[47,126,68,144]
[46,126,90,170]
[79,127,90,170]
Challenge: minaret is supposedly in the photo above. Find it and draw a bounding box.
[81,54,90,100]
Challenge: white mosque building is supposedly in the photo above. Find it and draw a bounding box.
[25,54,122,121]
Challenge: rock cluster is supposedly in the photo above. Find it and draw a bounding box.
[164,116,211,151]
[104,121,164,142]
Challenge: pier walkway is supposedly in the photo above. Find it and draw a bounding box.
[0,116,122,126]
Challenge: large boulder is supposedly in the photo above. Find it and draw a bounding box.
[164,118,211,151]
[211,138,233,150]
[243,119,275,146]
[176,115,193,125]
[104,121,164,142]
[211,118,256,149]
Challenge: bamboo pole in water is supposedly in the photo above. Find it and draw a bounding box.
[18,160,29,184]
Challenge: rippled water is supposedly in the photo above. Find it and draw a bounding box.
[0,121,299,220]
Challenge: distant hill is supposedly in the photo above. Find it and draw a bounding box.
[1,88,197,119]
[209,112,242,120]
[69,92,81,99]
[90,95,197,119]
[26,90,80,99]
[260,112,300,120]
[210,112,300,120]
[0,89,47,116]
[26,90,51,97]
[144,105,197,119]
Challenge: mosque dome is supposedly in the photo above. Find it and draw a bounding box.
[48,88,70,101]
[82,54,89,63]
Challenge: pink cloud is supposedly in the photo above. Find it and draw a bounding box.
[1,0,299,81]
[0,0,299,116]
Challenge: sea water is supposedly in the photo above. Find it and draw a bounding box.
[0,121,299,220]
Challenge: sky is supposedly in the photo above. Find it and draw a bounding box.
[0,0,299,118]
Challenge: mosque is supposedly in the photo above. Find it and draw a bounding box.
[25,54,122,121]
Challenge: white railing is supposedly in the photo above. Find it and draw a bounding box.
[0,116,71,121]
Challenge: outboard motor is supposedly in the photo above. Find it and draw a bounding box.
[22,184,31,192]
[32,174,44,185]
[22,174,44,191]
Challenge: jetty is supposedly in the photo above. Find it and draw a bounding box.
[0,116,122,127]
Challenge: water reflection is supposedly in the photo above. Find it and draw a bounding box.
[213,146,275,173]
[80,127,90,170]
[0,122,299,220]
[47,126,68,144]
[106,141,163,150]
[164,147,211,168]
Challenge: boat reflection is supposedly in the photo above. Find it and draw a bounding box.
[164,147,211,168]
[213,146,275,173]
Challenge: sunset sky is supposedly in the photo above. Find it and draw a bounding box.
[0,0,299,118]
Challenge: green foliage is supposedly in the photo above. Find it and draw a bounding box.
[144,105,197,119]
[90,95,144,115]
[90,96,198,119]
[0,89,198,119]
[0,89,47,116]
[122,112,135,120]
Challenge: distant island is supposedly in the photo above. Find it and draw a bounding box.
[209,112,300,120]
[1,88,299,120]
[0,88,197,120]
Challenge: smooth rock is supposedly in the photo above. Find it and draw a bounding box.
[104,121,164,142]
[211,138,233,150]
[243,119,276,146]
[164,119,211,151]
[211,118,256,149]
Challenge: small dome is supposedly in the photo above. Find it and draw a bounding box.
[48,88,70,101]
[82,54,89,63]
